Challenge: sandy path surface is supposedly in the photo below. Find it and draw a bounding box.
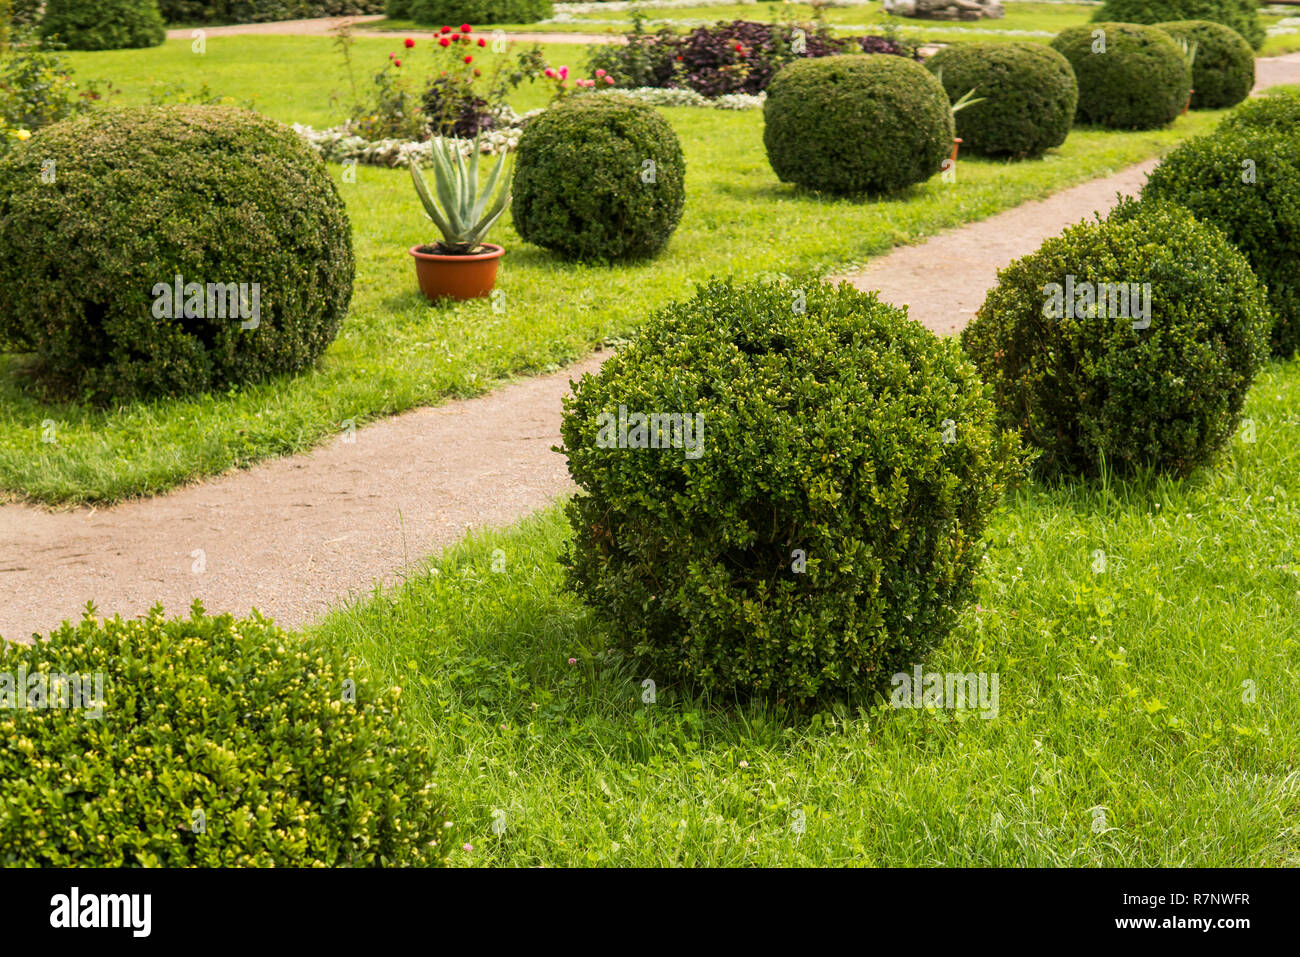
[4,55,1298,642]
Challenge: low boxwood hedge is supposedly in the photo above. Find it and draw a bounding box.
[560,278,1023,704]
[39,0,165,50]
[1157,19,1254,109]
[961,200,1270,477]
[764,54,953,194]
[926,42,1078,159]
[1051,23,1191,129]
[0,605,451,866]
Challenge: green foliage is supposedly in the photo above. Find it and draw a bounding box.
[1157,20,1254,109]
[405,0,552,25]
[961,201,1270,478]
[0,105,354,403]
[560,278,1023,705]
[410,138,512,253]
[160,1,386,22]
[763,54,953,195]
[1051,23,1191,129]
[1093,0,1264,50]
[0,28,107,156]
[1218,87,1300,136]
[512,94,685,261]
[40,0,165,51]
[1141,127,1300,357]
[0,604,451,866]
[926,42,1077,159]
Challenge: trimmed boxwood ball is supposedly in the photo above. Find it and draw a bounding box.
[560,278,1023,705]
[0,106,354,403]
[406,0,552,25]
[1093,0,1264,50]
[1141,128,1300,358]
[961,201,1270,479]
[40,0,166,50]
[764,55,954,195]
[0,605,451,866]
[1219,88,1300,136]
[925,42,1077,159]
[1050,23,1191,129]
[512,94,685,262]
[1157,20,1254,109]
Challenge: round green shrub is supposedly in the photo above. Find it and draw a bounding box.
[0,106,354,403]
[406,0,552,25]
[1141,128,1300,358]
[960,201,1270,478]
[560,278,1023,705]
[925,42,1078,159]
[1093,0,1264,50]
[1157,20,1254,109]
[1219,87,1300,136]
[1050,23,1191,129]
[0,605,451,866]
[512,94,685,262]
[40,0,166,51]
[764,54,953,194]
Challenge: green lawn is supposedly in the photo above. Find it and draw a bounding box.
[307,358,1300,867]
[382,1,1300,54]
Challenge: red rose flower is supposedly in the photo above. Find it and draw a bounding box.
[477,37,486,47]
[464,54,473,63]
[461,24,472,32]
[393,59,401,67]
[438,37,450,47]
[440,25,451,33]
[404,37,415,48]
[450,33,460,41]
[734,43,743,52]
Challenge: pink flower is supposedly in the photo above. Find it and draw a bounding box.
[568,657,577,665]
[595,68,606,78]
[604,76,614,84]
[544,67,556,79]
[462,843,473,852]
[404,37,415,48]
[558,65,569,80]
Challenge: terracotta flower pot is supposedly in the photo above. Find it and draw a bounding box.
[409,243,504,301]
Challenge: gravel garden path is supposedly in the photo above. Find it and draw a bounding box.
[4,54,1298,642]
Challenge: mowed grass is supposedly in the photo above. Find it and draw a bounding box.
[1,35,1224,505]
[308,360,1300,867]
[383,1,1300,54]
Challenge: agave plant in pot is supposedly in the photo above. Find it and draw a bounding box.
[408,136,512,301]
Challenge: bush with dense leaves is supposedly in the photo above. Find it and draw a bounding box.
[39,0,165,50]
[1218,87,1300,136]
[1093,0,1263,49]
[404,0,551,24]
[158,1,383,21]
[0,27,107,157]
[1141,128,1300,357]
[671,19,850,97]
[961,201,1269,478]
[512,95,685,261]
[764,54,953,195]
[0,106,354,403]
[926,42,1077,159]
[0,604,451,866]
[1157,20,1254,108]
[560,278,1022,705]
[1051,23,1190,129]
